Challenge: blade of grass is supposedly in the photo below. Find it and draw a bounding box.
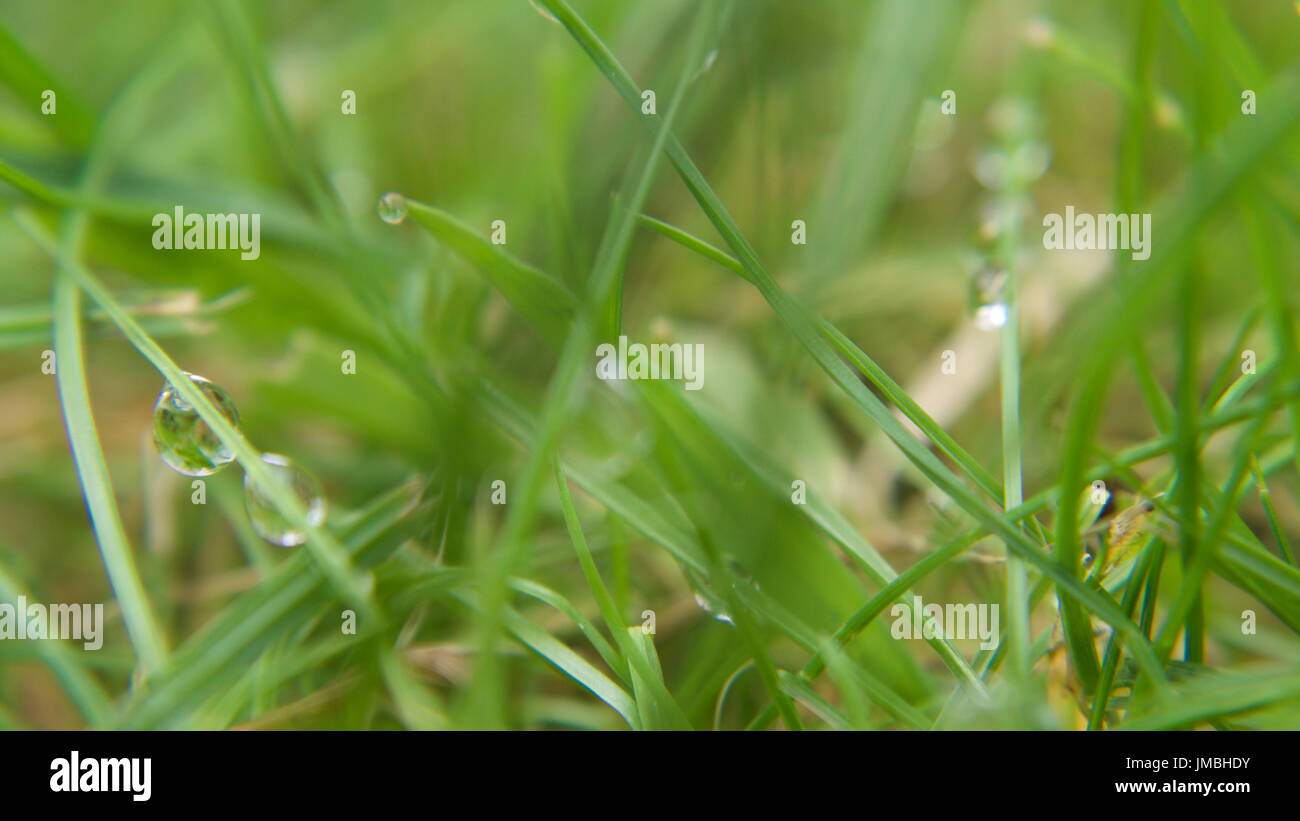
[122,482,429,728]
[51,274,168,671]
[802,0,963,298]
[204,0,346,226]
[1115,668,1300,730]
[552,459,691,728]
[16,213,377,619]
[1171,260,1203,663]
[732,580,929,729]
[1088,541,1160,729]
[1252,456,1295,565]
[1046,67,1300,696]
[450,590,639,729]
[509,577,626,685]
[1241,194,1300,505]
[776,670,855,730]
[405,200,577,346]
[543,0,1170,687]
[467,0,719,728]
[623,627,692,731]
[43,38,191,674]
[637,211,1005,502]
[0,19,95,146]
[1155,412,1271,661]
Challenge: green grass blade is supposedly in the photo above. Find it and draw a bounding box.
[16,213,378,618]
[637,211,1005,502]
[406,200,577,346]
[0,19,95,146]
[468,0,717,728]
[51,275,168,672]
[1115,668,1300,730]
[451,590,639,729]
[545,0,1170,687]
[552,459,691,727]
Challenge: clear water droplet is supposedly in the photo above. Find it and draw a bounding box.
[973,303,1008,331]
[377,191,407,225]
[685,560,755,626]
[152,373,240,476]
[970,267,1009,331]
[243,453,327,547]
[689,573,733,625]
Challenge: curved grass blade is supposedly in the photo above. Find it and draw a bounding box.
[122,482,431,728]
[467,0,719,728]
[1115,668,1300,730]
[450,590,639,729]
[405,200,577,346]
[0,19,95,146]
[541,0,1170,687]
[553,460,691,728]
[15,213,377,618]
[51,275,168,672]
[637,212,1004,502]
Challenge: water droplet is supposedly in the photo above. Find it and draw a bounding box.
[152,373,240,476]
[243,453,327,547]
[685,559,755,626]
[689,572,733,625]
[377,191,407,225]
[970,268,1009,331]
[973,304,1008,331]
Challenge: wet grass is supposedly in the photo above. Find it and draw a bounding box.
[1,0,1299,729]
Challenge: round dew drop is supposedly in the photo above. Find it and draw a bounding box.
[969,267,1010,331]
[689,576,733,626]
[243,453,327,547]
[973,303,1008,332]
[152,373,240,476]
[684,560,755,627]
[377,191,407,225]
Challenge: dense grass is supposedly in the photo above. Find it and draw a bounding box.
[1,0,1298,730]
